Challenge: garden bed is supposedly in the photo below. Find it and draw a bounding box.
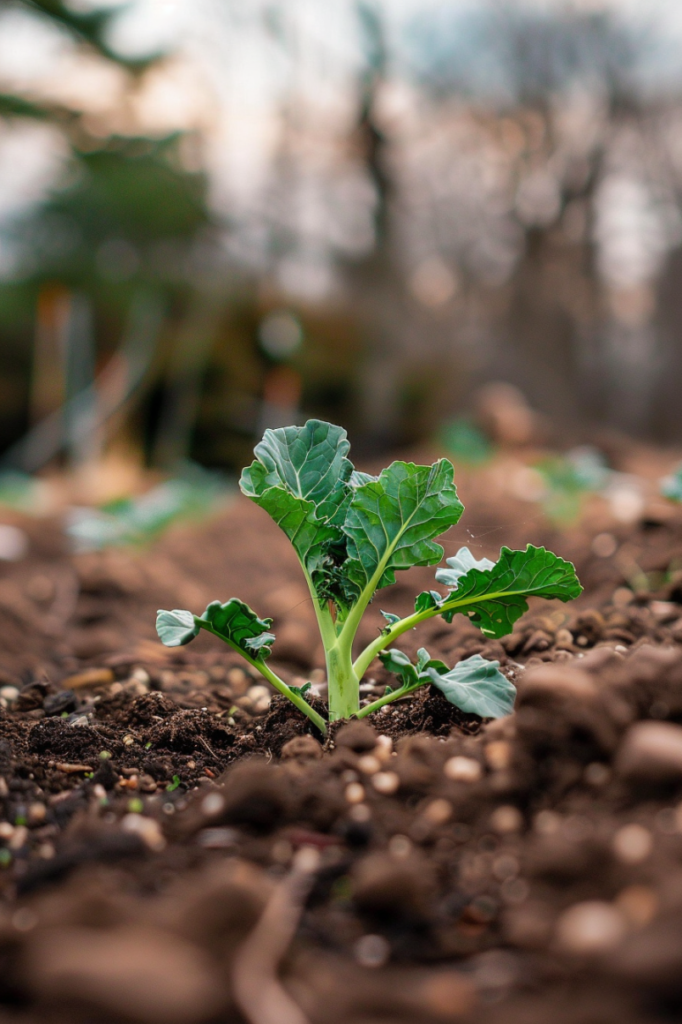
[2,444,682,1023]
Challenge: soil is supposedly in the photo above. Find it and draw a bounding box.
[3,442,682,1023]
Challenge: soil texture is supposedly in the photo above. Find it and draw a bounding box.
[2,444,682,1023]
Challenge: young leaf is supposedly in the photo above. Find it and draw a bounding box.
[426,654,515,718]
[288,681,312,698]
[200,599,275,660]
[156,608,200,647]
[436,547,496,586]
[438,544,582,638]
[343,459,464,595]
[239,420,353,567]
[379,647,420,687]
[379,646,448,688]
[414,590,443,613]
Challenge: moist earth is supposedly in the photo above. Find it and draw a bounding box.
[2,448,682,1023]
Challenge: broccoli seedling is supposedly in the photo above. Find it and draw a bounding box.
[156,420,582,735]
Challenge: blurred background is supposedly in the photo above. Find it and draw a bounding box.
[2,0,682,519]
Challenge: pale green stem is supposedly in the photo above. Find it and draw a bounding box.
[196,619,327,734]
[356,681,424,719]
[353,587,533,681]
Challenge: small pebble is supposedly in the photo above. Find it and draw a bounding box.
[62,668,114,690]
[592,532,618,558]
[0,686,19,703]
[349,803,371,822]
[120,813,166,852]
[485,741,511,771]
[354,933,391,968]
[371,771,399,795]
[490,805,523,834]
[615,885,658,927]
[201,793,225,817]
[27,803,46,825]
[555,901,627,954]
[444,756,482,783]
[345,783,366,804]
[374,735,393,762]
[422,798,452,825]
[8,826,28,851]
[12,908,38,932]
[198,828,238,849]
[388,834,412,858]
[0,524,28,561]
[616,722,682,782]
[612,824,653,864]
[357,754,381,775]
[492,854,520,881]
[584,762,611,786]
[534,810,562,834]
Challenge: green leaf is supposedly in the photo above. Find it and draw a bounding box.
[414,590,443,613]
[289,681,312,698]
[427,655,515,718]
[437,544,582,638]
[379,646,448,688]
[200,599,275,660]
[156,608,200,647]
[239,421,353,568]
[342,459,463,596]
[379,647,420,687]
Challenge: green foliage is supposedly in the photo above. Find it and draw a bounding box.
[199,600,275,660]
[156,420,582,734]
[434,544,582,637]
[379,646,515,719]
[426,654,516,718]
[239,420,352,570]
[342,459,464,595]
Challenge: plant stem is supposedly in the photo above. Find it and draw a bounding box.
[356,682,423,719]
[325,639,359,721]
[353,587,527,681]
[196,620,327,735]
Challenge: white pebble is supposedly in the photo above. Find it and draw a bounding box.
[444,756,482,783]
[490,805,523,834]
[612,824,652,864]
[555,901,627,954]
[0,525,28,561]
[345,783,366,804]
[357,754,381,775]
[201,793,225,817]
[121,813,166,852]
[354,933,390,968]
[371,771,399,795]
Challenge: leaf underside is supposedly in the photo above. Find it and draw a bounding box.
[156,608,199,647]
[427,654,516,718]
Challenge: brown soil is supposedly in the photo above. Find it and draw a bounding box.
[3,446,682,1023]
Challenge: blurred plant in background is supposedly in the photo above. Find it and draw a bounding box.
[3,0,682,508]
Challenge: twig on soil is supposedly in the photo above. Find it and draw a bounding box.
[232,846,319,1024]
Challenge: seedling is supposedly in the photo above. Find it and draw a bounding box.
[157,421,581,735]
